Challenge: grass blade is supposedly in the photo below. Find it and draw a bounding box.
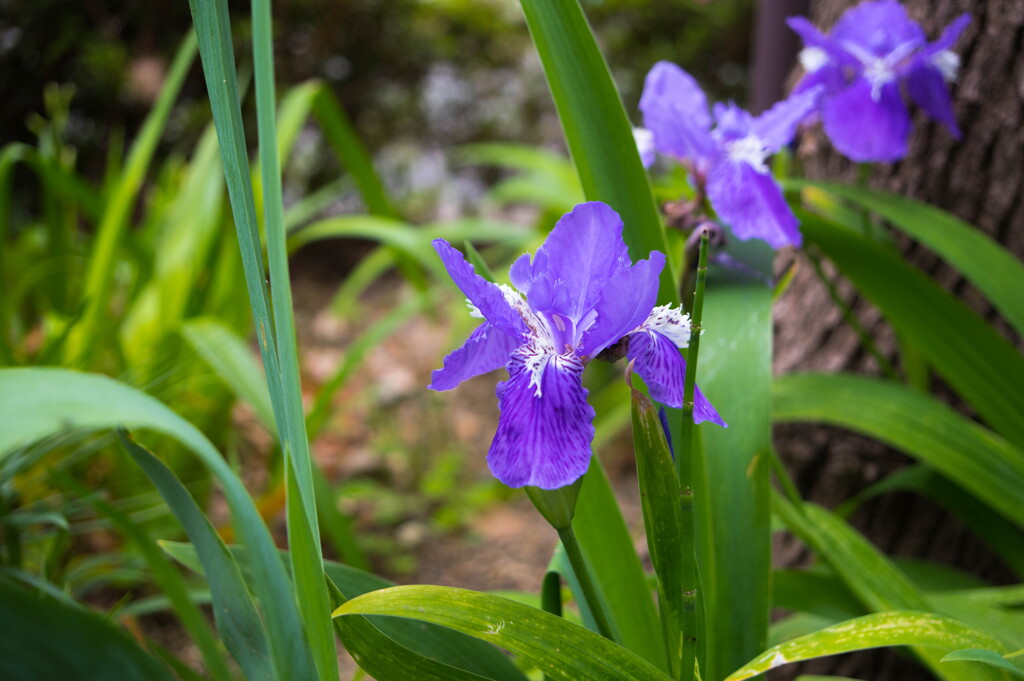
[0,366,312,681]
[119,432,274,681]
[67,34,197,364]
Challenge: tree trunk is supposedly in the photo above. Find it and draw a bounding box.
[772,1,1023,678]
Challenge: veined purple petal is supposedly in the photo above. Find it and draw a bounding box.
[627,330,684,407]
[433,239,528,339]
[579,251,666,357]
[626,330,727,426]
[488,346,594,489]
[752,86,823,153]
[831,0,925,57]
[906,63,960,137]
[706,159,802,249]
[429,322,520,391]
[639,61,716,162]
[525,202,629,332]
[821,78,910,162]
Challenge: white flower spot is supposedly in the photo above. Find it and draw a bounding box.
[726,134,770,174]
[798,46,829,73]
[864,59,897,101]
[932,49,960,83]
[465,299,483,318]
[638,304,692,348]
[633,126,655,160]
[768,652,789,669]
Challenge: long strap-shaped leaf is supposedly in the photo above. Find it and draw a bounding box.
[725,610,1011,681]
[799,211,1024,446]
[66,34,197,365]
[515,0,669,669]
[249,1,337,678]
[774,496,1007,681]
[120,433,273,681]
[0,367,315,680]
[694,237,775,681]
[335,585,673,681]
[797,181,1024,338]
[774,373,1024,528]
[518,0,673,300]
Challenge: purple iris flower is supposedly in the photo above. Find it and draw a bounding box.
[789,0,969,162]
[428,201,725,490]
[638,61,821,249]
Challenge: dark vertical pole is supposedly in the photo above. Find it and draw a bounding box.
[749,0,810,113]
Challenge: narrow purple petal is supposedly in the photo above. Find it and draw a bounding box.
[906,63,960,137]
[831,0,925,56]
[526,202,629,330]
[579,251,666,357]
[787,16,855,69]
[433,239,527,339]
[752,86,823,153]
[488,347,594,489]
[786,16,830,50]
[821,78,910,162]
[928,13,970,54]
[692,384,727,427]
[626,330,727,426]
[639,61,716,162]
[429,322,520,391]
[706,159,802,249]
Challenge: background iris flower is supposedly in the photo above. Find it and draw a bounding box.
[789,0,970,162]
[429,201,724,490]
[638,61,820,249]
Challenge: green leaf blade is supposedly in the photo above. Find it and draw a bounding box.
[334,585,673,681]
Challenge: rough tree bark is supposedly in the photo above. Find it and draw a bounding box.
[770,1,1024,678]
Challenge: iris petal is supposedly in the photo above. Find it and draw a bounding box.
[626,330,727,426]
[640,61,716,162]
[433,239,528,339]
[821,78,910,162]
[580,251,665,358]
[831,0,924,55]
[706,158,802,249]
[752,85,823,153]
[488,346,595,489]
[429,322,520,391]
[526,202,630,332]
[906,63,960,137]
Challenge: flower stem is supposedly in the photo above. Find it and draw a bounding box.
[556,524,617,642]
[676,229,709,681]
